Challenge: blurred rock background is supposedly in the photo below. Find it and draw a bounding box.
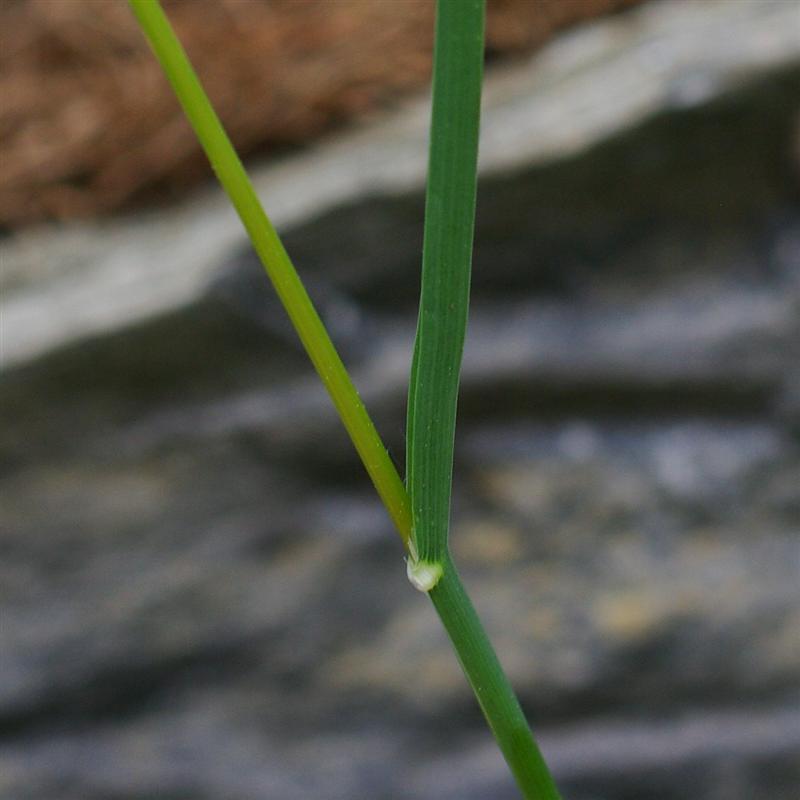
[1,1,799,799]
[1,0,636,227]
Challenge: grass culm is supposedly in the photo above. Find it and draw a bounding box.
[129,0,561,796]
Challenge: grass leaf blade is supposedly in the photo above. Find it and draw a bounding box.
[407,0,484,564]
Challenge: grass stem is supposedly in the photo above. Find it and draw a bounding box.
[431,558,562,799]
[128,0,411,547]
[128,1,562,795]
[408,2,563,795]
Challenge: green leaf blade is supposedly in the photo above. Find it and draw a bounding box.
[407,0,485,564]
[130,1,562,794]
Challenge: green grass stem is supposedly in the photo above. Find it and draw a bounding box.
[127,0,410,547]
[408,2,562,796]
[128,1,562,796]
[431,558,562,799]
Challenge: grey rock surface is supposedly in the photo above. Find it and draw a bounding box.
[2,1,799,799]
